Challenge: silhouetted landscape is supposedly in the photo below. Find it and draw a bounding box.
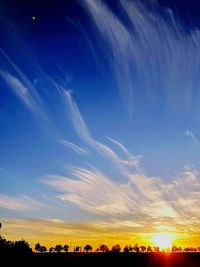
[1,235,200,267]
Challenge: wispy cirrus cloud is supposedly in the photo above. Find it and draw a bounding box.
[0,194,45,211]
[106,136,141,168]
[39,85,200,235]
[44,164,200,236]
[81,0,133,114]
[59,139,88,156]
[3,212,199,247]
[0,50,63,140]
[106,136,132,158]
[1,217,146,247]
[185,129,200,147]
[0,53,125,168]
[81,0,200,115]
[60,88,139,172]
[0,71,34,109]
[44,167,137,217]
[0,50,43,113]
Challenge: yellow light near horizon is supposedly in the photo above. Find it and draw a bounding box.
[152,233,173,249]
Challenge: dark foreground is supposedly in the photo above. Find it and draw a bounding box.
[1,252,200,267]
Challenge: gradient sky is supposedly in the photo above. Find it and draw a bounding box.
[0,0,200,248]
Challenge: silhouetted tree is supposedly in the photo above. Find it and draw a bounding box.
[63,244,69,252]
[123,245,133,252]
[54,244,63,253]
[84,244,92,252]
[129,245,134,252]
[74,246,81,252]
[140,245,146,252]
[0,236,32,254]
[147,245,153,252]
[133,244,139,253]
[172,245,182,252]
[35,243,41,253]
[35,243,47,253]
[123,245,129,253]
[0,236,13,252]
[183,247,198,252]
[13,240,32,254]
[40,246,47,253]
[49,247,54,253]
[112,244,121,252]
[98,244,109,252]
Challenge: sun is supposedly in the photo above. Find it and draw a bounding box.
[152,232,173,249]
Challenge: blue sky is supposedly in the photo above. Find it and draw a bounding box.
[0,0,200,247]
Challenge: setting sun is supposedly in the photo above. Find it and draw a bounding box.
[152,233,173,250]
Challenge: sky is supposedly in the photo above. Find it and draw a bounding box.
[0,0,200,248]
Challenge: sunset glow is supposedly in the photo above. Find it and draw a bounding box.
[152,233,173,250]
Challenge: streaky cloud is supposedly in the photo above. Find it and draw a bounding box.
[81,0,200,115]
[2,217,147,245]
[0,70,37,110]
[0,194,45,211]
[185,129,200,147]
[81,0,133,114]
[0,51,63,140]
[0,49,42,111]
[60,88,139,171]
[44,166,138,216]
[106,136,141,168]
[59,139,89,156]
[44,165,200,236]
[106,136,132,158]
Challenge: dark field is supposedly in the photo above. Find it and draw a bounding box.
[1,252,200,267]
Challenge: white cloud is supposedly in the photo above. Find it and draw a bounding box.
[45,85,199,232]
[82,0,200,114]
[59,139,88,156]
[82,0,133,113]
[0,50,43,112]
[47,218,64,223]
[61,90,92,144]
[60,88,139,172]
[106,136,141,169]
[106,136,132,158]
[0,194,45,211]
[185,129,200,147]
[44,165,200,234]
[0,70,35,110]
[0,51,60,140]
[44,167,135,216]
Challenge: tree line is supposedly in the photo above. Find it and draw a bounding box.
[1,235,200,254]
[34,243,200,253]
